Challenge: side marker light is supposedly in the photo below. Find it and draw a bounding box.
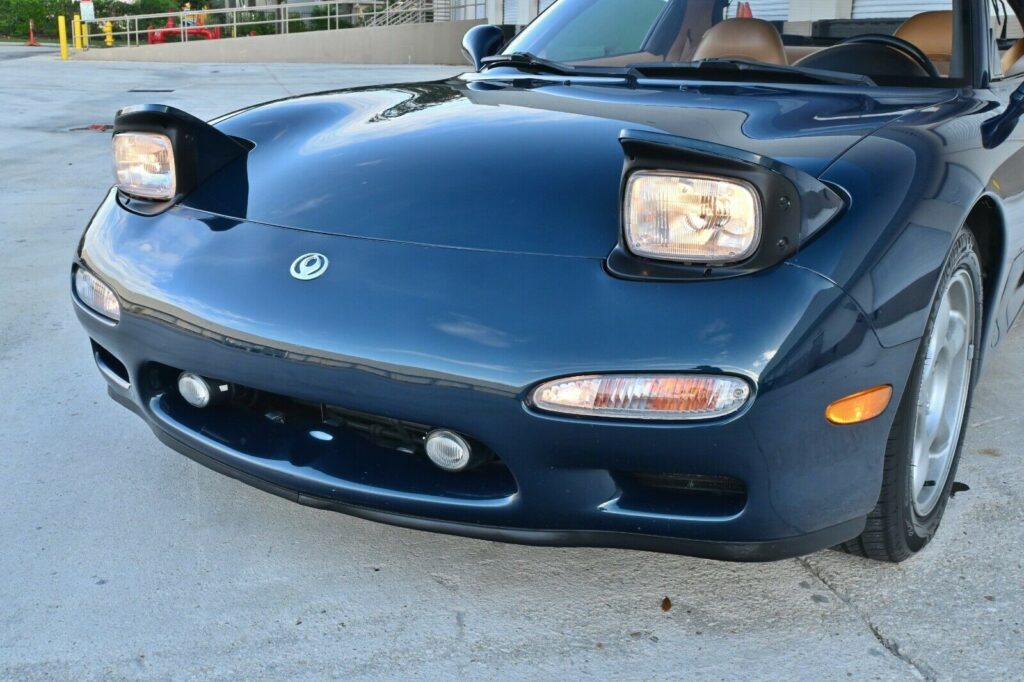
[826,385,893,425]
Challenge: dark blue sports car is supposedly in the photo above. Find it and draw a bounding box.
[72,0,1024,561]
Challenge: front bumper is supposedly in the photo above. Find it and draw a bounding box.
[73,195,918,560]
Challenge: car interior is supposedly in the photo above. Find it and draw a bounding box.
[686,9,1024,80]
[553,0,1024,83]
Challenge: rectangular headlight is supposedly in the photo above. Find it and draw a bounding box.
[530,374,751,421]
[112,132,176,201]
[624,171,761,264]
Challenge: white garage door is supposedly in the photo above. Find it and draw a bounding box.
[726,0,788,20]
[504,0,520,23]
[852,0,949,19]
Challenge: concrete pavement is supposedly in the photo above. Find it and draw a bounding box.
[0,45,1021,679]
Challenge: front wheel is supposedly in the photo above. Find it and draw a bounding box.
[844,228,983,562]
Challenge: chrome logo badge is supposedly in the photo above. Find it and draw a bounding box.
[290,253,329,281]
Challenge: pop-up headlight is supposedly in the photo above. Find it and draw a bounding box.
[113,132,176,201]
[625,171,761,264]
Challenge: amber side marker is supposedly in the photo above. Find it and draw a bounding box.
[826,385,893,425]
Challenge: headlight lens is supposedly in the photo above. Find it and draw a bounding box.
[112,132,176,200]
[625,171,761,263]
[74,268,121,322]
[530,374,751,421]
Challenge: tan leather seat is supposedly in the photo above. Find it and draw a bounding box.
[1003,38,1024,77]
[692,18,787,65]
[894,10,953,75]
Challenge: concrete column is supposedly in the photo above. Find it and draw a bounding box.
[526,0,540,22]
[511,0,534,25]
[485,0,502,24]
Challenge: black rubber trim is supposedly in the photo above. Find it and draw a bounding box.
[107,387,866,562]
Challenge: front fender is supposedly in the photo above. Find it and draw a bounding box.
[795,94,1000,350]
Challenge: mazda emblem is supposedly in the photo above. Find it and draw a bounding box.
[290,253,329,281]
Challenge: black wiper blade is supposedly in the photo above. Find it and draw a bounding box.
[480,52,638,80]
[634,59,875,86]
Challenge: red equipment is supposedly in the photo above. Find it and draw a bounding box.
[147,16,221,44]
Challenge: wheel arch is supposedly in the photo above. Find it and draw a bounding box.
[964,193,1008,363]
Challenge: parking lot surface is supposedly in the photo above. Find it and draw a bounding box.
[0,45,1021,679]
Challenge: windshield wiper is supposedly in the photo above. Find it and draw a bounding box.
[633,59,875,87]
[480,52,639,81]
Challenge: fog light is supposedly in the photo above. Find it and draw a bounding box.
[74,268,121,322]
[425,430,473,472]
[177,372,231,408]
[178,372,212,408]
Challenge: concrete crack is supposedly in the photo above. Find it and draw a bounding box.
[796,557,939,681]
[263,65,295,96]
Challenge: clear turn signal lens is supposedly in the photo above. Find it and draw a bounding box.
[530,374,751,421]
[74,267,121,322]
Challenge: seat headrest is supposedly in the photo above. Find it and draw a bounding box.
[693,18,787,66]
[895,11,953,62]
[1003,38,1024,76]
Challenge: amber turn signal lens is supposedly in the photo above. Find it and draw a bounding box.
[826,385,893,425]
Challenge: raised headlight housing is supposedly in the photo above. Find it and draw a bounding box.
[625,171,762,264]
[112,132,176,201]
[529,374,751,421]
[607,130,846,282]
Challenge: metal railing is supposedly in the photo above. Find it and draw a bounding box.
[367,0,440,26]
[79,0,485,49]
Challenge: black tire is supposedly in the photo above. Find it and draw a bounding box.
[842,228,984,562]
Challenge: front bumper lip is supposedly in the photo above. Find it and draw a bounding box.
[110,384,864,562]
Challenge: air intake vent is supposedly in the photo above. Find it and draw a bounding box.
[616,472,747,518]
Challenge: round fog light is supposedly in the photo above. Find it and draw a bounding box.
[425,430,473,472]
[178,372,212,408]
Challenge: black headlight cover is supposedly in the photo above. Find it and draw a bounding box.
[608,129,846,281]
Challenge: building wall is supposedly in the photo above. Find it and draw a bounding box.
[75,19,484,64]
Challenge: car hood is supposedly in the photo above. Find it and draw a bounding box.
[193,77,948,257]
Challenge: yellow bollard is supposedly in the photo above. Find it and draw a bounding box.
[58,16,69,60]
[72,13,82,50]
[82,21,90,49]
[104,21,113,46]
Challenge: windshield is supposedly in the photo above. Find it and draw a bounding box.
[501,0,1018,85]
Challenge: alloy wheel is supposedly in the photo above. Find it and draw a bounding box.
[911,268,975,517]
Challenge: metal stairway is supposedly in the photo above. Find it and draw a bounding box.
[366,0,451,26]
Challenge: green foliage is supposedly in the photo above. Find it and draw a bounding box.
[120,0,179,15]
[0,0,183,37]
[308,5,350,32]
[240,11,275,35]
[0,0,69,37]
